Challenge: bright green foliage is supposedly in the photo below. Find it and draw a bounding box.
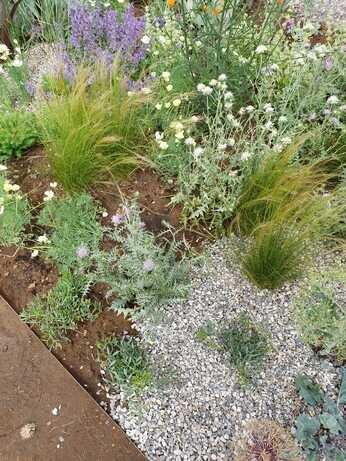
[38,62,148,193]
[219,313,270,384]
[38,194,103,271]
[0,110,38,161]
[97,336,152,393]
[0,173,30,246]
[21,271,100,349]
[295,371,346,460]
[93,199,189,319]
[295,277,346,362]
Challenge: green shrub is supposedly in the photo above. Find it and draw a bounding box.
[0,110,38,161]
[219,313,270,384]
[93,199,189,319]
[97,336,152,394]
[295,277,346,362]
[38,193,103,271]
[295,371,346,460]
[21,271,100,349]
[0,172,30,246]
[38,62,148,193]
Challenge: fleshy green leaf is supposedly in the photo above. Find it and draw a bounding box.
[295,374,324,406]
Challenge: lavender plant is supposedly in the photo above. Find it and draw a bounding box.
[68,1,148,72]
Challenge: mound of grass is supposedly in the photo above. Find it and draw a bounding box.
[97,336,152,393]
[21,271,100,349]
[39,61,149,193]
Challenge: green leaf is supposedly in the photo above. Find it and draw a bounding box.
[295,374,324,406]
[338,367,346,405]
[296,414,320,450]
[319,412,343,435]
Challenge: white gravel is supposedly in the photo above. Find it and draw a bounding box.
[109,240,343,461]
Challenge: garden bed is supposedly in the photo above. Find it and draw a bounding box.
[1,0,346,459]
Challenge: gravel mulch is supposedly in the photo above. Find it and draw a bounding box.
[110,240,343,461]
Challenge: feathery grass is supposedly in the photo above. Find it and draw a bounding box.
[39,61,149,193]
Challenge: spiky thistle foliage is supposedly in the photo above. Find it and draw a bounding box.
[38,61,149,193]
[233,419,301,461]
[93,198,189,320]
[21,271,100,349]
[37,193,103,272]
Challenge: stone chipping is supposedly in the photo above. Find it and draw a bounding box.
[110,240,343,461]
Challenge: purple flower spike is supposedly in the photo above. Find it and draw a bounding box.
[143,258,155,272]
[76,245,90,259]
[111,213,124,226]
[323,56,333,71]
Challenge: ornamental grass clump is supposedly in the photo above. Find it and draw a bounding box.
[235,137,346,289]
[39,61,148,193]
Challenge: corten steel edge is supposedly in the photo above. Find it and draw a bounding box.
[0,295,146,461]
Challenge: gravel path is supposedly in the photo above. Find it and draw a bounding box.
[110,240,343,461]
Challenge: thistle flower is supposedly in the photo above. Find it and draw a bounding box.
[112,213,124,225]
[143,258,155,272]
[76,245,90,259]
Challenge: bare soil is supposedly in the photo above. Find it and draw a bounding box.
[1,147,204,408]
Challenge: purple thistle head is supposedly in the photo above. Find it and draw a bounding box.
[111,212,124,226]
[143,258,155,272]
[76,245,90,259]
[323,56,333,71]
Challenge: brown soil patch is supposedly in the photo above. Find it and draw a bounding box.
[54,307,136,405]
[8,146,55,207]
[0,246,58,312]
[1,148,204,412]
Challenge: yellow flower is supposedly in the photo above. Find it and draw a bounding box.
[277,0,285,5]
[211,7,222,16]
[167,0,176,8]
